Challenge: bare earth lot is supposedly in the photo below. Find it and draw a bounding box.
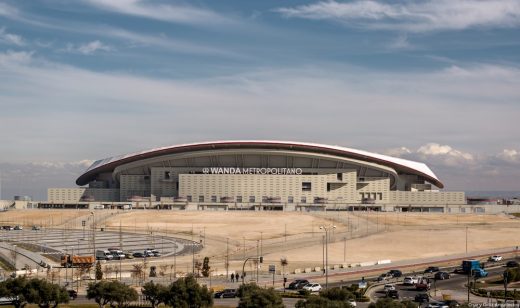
[1,210,519,274]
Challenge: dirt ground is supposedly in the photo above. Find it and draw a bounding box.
[0,209,89,227]
[2,209,519,273]
[84,210,520,273]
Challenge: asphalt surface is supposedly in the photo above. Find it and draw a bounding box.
[369,264,512,306]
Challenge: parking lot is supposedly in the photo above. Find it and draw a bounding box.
[0,227,202,262]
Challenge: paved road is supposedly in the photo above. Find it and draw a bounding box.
[369,265,511,306]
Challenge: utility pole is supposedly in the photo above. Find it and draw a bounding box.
[343,237,347,262]
[119,221,123,281]
[226,238,229,279]
[465,226,468,254]
[320,225,336,289]
[256,240,259,283]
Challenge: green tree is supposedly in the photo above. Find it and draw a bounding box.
[320,287,355,302]
[0,276,29,308]
[165,275,213,308]
[24,278,69,308]
[201,257,210,278]
[110,281,138,308]
[237,283,284,308]
[95,261,103,280]
[142,281,168,308]
[87,281,114,308]
[295,296,353,308]
[368,298,416,308]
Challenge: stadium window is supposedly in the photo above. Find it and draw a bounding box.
[337,173,343,181]
[187,196,192,202]
[199,196,204,202]
[327,183,331,192]
[249,196,255,203]
[211,195,217,203]
[301,196,306,203]
[288,196,294,203]
[164,171,171,180]
[302,182,312,192]
[236,196,242,203]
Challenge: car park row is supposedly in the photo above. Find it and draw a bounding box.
[95,248,162,260]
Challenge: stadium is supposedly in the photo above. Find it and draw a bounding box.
[48,140,465,211]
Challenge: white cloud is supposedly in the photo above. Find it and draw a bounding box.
[0,50,33,66]
[65,40,112,55]
[496,149,520,164]
[384,147,411,157]
[83,0,232,26]
[388,34,412,50]
[276,0,520,32]
[31,160,94,169]
[0,3,18,18]
[416,143,474,167]
[0,27,25,46]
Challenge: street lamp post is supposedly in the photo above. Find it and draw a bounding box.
[465,226,468,254]
[320,225,336,289]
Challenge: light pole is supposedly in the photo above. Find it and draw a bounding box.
[465,226,468,254]
[320,224,336,289]
[343,237,347,262]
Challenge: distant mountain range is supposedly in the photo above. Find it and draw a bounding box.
[464,191,520,198]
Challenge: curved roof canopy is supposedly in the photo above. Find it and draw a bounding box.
[76,140,443,188]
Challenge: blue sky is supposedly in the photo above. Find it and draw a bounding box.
[1,0,520,199]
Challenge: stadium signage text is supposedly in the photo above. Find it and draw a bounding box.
[203,167,302,175]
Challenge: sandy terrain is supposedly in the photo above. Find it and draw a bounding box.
[2,209,519,274]
[101,210,520,272]
[0,209,90,227]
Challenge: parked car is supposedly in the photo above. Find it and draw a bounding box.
[403,276,419,285]
[214,289,236,298]
[415,293,429,303]
[426,303,449,308]
[144,250,155,258]
[424,266,440,273]
[443,300,460,307]
[31,225,41,230]
[489,255,503,262]
[67,290,78,300]
[288,279,309,290]
[386,290,399,299]
[383,284,396,292]
[388,269,402,277]
[376,273,391,282]
[506,260,519,268]
[302,283,322,292]
[434,271,451,280]
[14,225,23,230]
[133,252,145,258]
[124,252,134,259]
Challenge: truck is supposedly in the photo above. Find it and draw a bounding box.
[96,250,114,261]
[61,255,95,268]
[461,260,488,278]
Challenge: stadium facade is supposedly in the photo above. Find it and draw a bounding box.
[47,141,465,211]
